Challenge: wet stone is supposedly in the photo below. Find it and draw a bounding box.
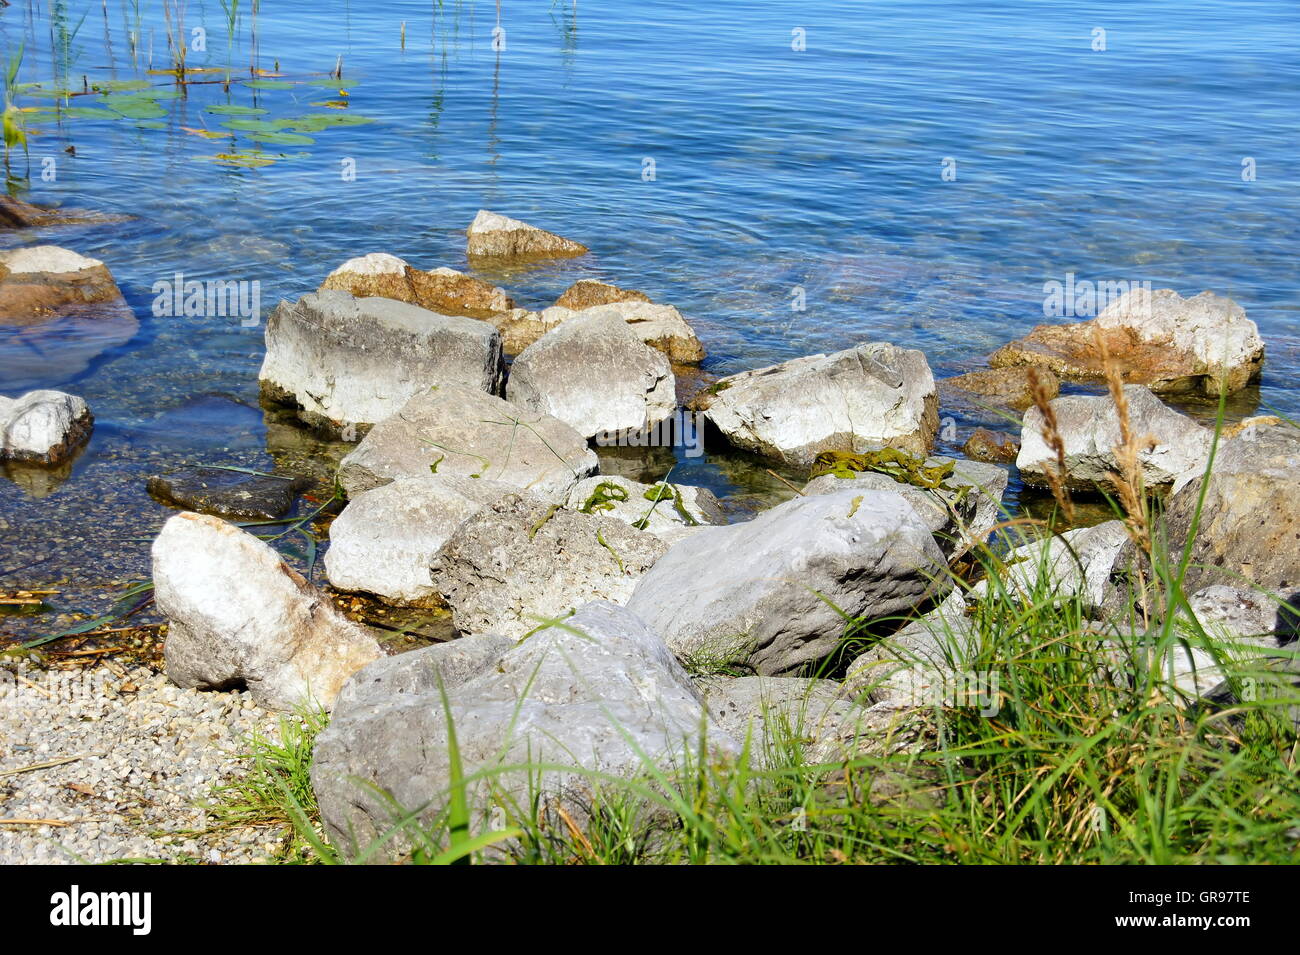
[146,467,310,521]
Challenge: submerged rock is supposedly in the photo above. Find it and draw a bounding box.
[963,427,1019,464]
[1017,385,1213,491]
[554,279,651,310]
[320,252,515,318]
[564,475,726,544]
[324,475,519,607]
[465,209,588,260]
[430,494,669,639]
[259,289,504,436]
[696,343,938,469]
[989,288,1263,396]
[337,383,598,500]
[152,512,381,711]
[940,366,1058,413]
[313,603,735,860]
[506,311,676,441]
[0,390,93,465]
[146,467,309,521]
[626,488,949,675]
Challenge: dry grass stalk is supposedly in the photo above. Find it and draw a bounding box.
[1027,367,1074,524]
[1094,327,1155,559]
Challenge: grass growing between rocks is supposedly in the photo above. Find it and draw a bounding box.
[208,361,1300,864]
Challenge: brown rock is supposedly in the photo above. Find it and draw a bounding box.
[554,279,650,310]
[465,210,588,260]
[963,428,1019,463]
[989,288,1263,397]
[320,252,514,319]
[941,367,1058,413]
[0,245,124,323]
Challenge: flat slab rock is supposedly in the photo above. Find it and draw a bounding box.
[259,289,504,435]
[320,252,515,318]
[0,245,124,322]
[697,342,938,469]
[989,288,1264,397]
[337,383,598,500]
[553,279,651,310]
[312,602,734,859]
[146,467,310,521]
[0,390,94,464]
[465,209,588,260]
[564,475,726,544]
[324,474,521,607]
[430,493,669,640]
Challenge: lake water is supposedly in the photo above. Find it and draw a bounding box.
[2,0,1298,634]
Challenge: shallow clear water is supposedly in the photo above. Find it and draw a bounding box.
[2,0,1298,630]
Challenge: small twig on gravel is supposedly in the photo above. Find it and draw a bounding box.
[766,469,806,497]
[0,753,104,778]
[0,819,74,828]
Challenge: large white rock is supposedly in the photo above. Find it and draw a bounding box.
[972,520,1131,609]
[430,493,669,640]
[506,310,676,441]
[465,209,588,260]
[153,512,382,711]
[337,383,598,500]
[626,488,949,675]
[259,289,505,435]
[0,390,93,464]
[1017,385,1213,490]
[324,475,521,607]
[312,602,735,859]
[563,475,726,544]
[698,343,938,468]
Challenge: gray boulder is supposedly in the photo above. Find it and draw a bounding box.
[0,390,93,464]
[337,383,598,500]
[324,475,521,607]
[1147,421,1300,597]
[506,311,676,441]
[626,488,949,675]
[430,494,669,640]
[972,520,1131,610]
[311,601,734,860]
[803,456,1008,554]
[152,512,381,711]
[564,475,726,544]
[259,290,505,436]
[1018,385,1212,491]
[537,300,705,363]
[696,343,938,468]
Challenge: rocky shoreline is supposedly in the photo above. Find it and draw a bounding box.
[2,206,1294,863]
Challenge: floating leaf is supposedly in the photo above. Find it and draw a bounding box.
[91,79,151,92]
[209,150,277,168]
[205,104,268,116]
[310,100,350,109]
[247,130,315,146]
[221,117,293,132]
[133,120,168,130]
[106,95,167,119]
[283,112,375,132]
[181,125,226,139]
[306,76,357,87]
[244,79,296,90]
[53,105,118,119]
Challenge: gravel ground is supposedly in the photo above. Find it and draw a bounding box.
[0,662,282,864]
